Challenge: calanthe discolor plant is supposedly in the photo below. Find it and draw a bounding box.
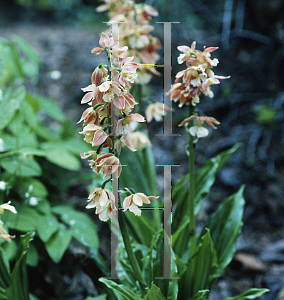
[76,1,270,299]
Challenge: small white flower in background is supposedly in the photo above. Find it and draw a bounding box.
[29,197,38,206]
[0,138,4,152]
[0,181,6,190]
[0,89,3,101]
[50,70,61,80]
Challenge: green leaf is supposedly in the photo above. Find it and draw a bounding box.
[124,210,158,247]
[45,223,72,263]
[12,36,41,65]
[172,216,190,260]
[117,237,149,290]
[41,143,81,171]
[5,206,59,249]
[142,146,158,197]
[18,148,46,157]
[0,86,25,130]
[35,94,66,122]
[52,205,99,250]
[180,230,218,299]
[142,282,167,300]
[222,288,269,300]
[172,144,241,233]
[195,143,241,212]
[99,278,140,300]
[26,243,39,267]
[167,250,179,300]
[200,186,245,272]
[60,138,93,155]
[152,232,168,296]
[25,92,40,113]
[191,290,209,300]
[142,231,177,299]
[119,146,161,236]
[0,132,15,152]
[12,36,40,81]
[1,156,42,177]
[119,146,158,195]
[60,119,76,139]
[3,113,38,150]
[36,213,59,243]
[22,99,38,129]
[6,231,35,300]
[3,206,39,231]
[84,295,107,300]
[16,177,48,198]
[34,198,51,214]
[29,293,40,300]
[141,231,162,288]
[88,248,110,277]
[0,287,8,300]
[2,239,17,261]
[0,247,10,288]
[1,40,25,80]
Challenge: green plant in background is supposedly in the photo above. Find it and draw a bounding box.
[254,104,276,125]
[0,231,34,300]
[13,0,103,25]
[0,36,105,298]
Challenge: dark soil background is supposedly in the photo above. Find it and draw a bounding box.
[1,0,284,299]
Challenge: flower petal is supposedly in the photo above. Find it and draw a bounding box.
[99,190,109,207]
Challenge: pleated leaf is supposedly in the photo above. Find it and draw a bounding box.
[172,144,241,232]
[6,231,35,300]
[222,288,269,300]
[180,230,218,299]
[200,185,245,272]
[142,283,167,300]
[99,278,140,300]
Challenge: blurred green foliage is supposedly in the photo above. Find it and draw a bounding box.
[0,35,100,273]
[10,0,104,25]
[254,104,276,124]
[0,232,35,300]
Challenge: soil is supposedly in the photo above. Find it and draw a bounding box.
[1,1,284,299]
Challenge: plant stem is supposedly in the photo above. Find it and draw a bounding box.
[106,48,115,153]
[188,104,196,254]
[0,150,18,159]
[118,211,148,294]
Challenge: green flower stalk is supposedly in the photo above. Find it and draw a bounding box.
[78,29,159,291]
[168,41,229,253]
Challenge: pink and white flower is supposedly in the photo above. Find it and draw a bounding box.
[146,102,170,122]
[0,202,17,241]
[86,187,116,222]
[91,32,114,55]
[123,192,158,216]
[80,124,109,147]
[179,115,220,139]
[90,152,122,178]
